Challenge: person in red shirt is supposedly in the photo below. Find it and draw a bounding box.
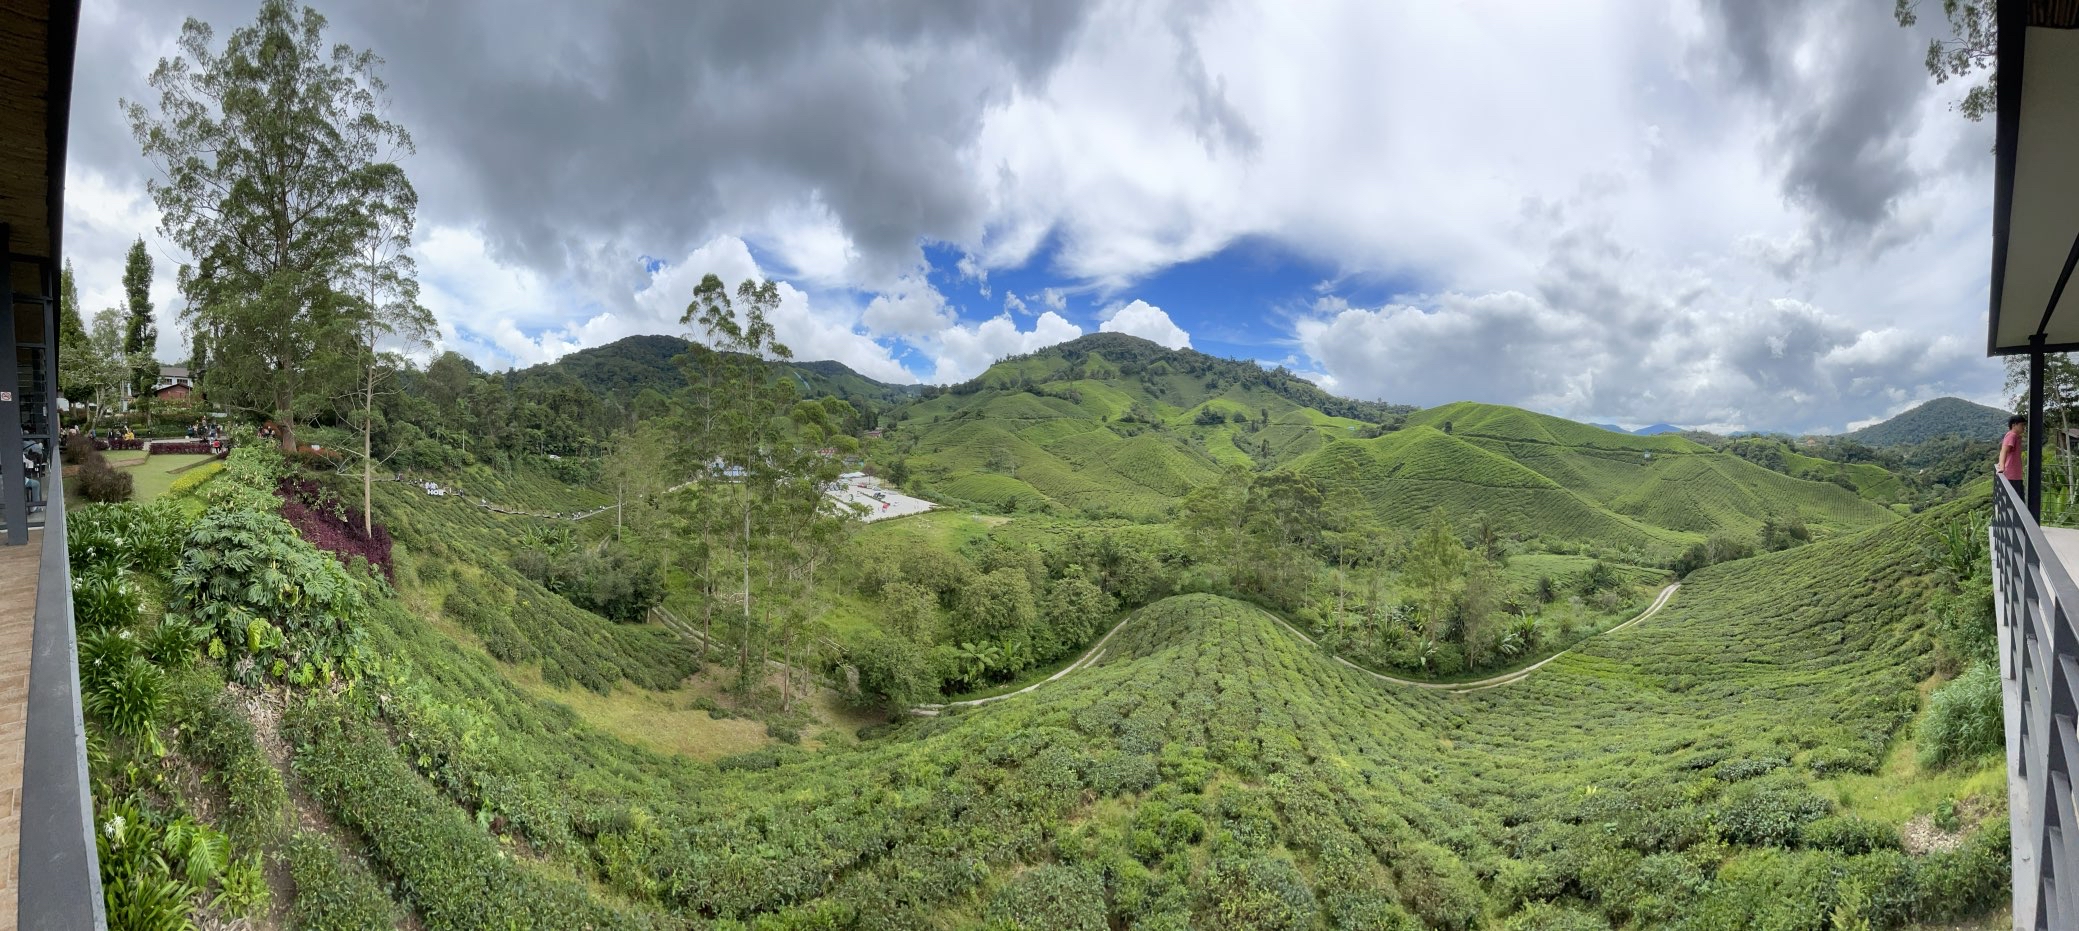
[1997,414,2028,498]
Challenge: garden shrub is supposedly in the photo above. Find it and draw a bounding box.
[146,440,214,455]
[286,831,401,931]
[1917,661,2003,768]
[76,453,135,502]
[97,796,264,927]
[84,650,165,748]
[68,434,138,504]
[203,444,286,513]
[177,507,369,683]
[68,501,189,576]
[983,865,1107,931]
[280,476,396,580]
[71,570,140,631]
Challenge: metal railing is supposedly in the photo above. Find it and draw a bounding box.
[1992,477,2079,930]
[18,468,106,930]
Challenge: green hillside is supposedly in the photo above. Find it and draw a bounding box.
[1710,435,1914,505]
[1843,397,2010,446]
[73,391,2003,931]
[1408,401,1704,453]
[888,334,1399,519]
[255,493,2013,927]
[1293,428,1695,556]
[888,345,1902,558]
[511,333,921,408]
[1290,402,1899,560]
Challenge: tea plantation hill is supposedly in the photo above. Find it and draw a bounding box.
[1841,396,2011,446]
[1288,401,1900,561]
[1696,433,1915,507]
[308,486,2005,929]
[509,332,923,410]
[882,332,1415,520]
[884,333,1900,561]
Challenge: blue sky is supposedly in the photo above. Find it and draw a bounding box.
[65,0,2003,434]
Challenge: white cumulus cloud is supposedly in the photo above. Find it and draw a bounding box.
[1100,299,1192,349]
[930,312,1085,383]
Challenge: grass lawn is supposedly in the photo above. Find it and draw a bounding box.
[101,450,149,468]
[1811,731,2007,826]
[856,509,1003,552]
[123,453,217,502]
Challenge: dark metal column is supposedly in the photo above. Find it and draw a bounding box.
[2031,340,2047,519]
[1,223,23,545]
[42,257,58,457]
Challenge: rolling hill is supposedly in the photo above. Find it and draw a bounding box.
[1283,403,1896,560]
[886,333,1405,519]
[317,490,2003,928]
[510,333,922,408]
[887,345,1900,557]
[1843,396,2010,446]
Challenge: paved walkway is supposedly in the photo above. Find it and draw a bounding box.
[0,541,41,931]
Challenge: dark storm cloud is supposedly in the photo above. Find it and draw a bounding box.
[1696,0,1930,243]
[77,0,1101,283]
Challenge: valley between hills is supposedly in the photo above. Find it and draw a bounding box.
[74,331,2011,930]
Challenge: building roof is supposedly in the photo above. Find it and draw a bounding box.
[160,365,189,379]
[1989,1,2079,353]
[0,0,78,275]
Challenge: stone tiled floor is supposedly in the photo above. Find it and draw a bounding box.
[0,538,41,931]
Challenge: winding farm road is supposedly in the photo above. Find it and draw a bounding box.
[910,608,1143,717]
[1263,582,1680,694]
[908,582,1681,715]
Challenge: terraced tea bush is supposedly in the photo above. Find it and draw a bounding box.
[164,669,286,852]
[984,865,1109,931]
[285,831,402,931]
[284,693,662,931]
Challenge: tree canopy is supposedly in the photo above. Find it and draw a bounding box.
[126,0,417,450]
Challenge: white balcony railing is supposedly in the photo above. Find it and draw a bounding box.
[1991,476,2079,930]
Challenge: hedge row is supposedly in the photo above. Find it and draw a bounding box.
[284,693,665,931]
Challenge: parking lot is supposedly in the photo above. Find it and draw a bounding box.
[825,476,934,522]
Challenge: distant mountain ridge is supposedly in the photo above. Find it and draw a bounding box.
[1842,397,2010,446]
[509,334,921,407]
[1590,421,1683,436]
[885,335,1897,558]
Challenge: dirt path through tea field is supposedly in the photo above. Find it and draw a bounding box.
[1264,583,1680,694]
[909,582,1680,714]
